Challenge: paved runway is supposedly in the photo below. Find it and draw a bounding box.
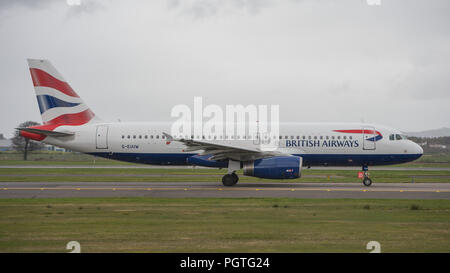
[0,182,449,199]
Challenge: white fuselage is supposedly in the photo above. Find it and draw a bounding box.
[40,122,423,167]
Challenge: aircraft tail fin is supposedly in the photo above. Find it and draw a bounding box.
[27,59,101,126]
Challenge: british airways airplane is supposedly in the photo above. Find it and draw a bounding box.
[18,59,423,187]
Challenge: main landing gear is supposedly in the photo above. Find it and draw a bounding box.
[362,165,372,187]
[222,173,239,187]
[222,160,240,187]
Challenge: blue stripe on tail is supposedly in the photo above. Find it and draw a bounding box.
[36,95,81,114]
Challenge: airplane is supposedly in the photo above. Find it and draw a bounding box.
[17,59,423,187]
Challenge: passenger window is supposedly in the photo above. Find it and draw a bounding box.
[133,135,136,139]
[121,135,125,139]
[139,135,142,139]
[127,135,130,139]
[156,135,159,139]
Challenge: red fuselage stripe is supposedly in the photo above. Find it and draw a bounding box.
[333,129,382,136]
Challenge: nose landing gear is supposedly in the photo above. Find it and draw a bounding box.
[362,165,372,187]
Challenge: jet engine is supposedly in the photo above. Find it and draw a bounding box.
[243,156,302,179]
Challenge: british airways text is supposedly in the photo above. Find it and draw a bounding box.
[286,140,360,148]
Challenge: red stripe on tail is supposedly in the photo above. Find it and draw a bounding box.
[44,109,95,125]
[29,68,79,98]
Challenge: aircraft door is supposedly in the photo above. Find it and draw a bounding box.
[96,125,109,149]
[362,127,376,150]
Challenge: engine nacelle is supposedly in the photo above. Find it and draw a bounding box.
[243,156,302,179]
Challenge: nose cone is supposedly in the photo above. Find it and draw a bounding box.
[409,141,423,161]
[416,143,424,155]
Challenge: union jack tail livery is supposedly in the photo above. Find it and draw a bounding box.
[27,59,99,127]
[18,59,101,141]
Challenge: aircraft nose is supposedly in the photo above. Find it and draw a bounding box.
[410,141,423,156]
[416,143,424,155]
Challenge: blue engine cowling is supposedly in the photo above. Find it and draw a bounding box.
[243,156,302,179]
[186,154,228,168]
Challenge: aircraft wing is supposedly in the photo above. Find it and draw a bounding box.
[163,132,286,161]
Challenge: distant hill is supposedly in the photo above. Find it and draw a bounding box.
[405,127,450,138]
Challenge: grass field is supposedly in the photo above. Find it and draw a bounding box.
[1,151,450,183]
[1,151,449,253]
[0,167,449,183]
[0,198,448,253]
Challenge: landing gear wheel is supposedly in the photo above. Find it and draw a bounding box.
[363,177,372,187]
[222,173,238,187]
[231,173,239,184]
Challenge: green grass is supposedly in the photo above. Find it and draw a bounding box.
[0,198,448,253]
[0,151,137,166]
[1,151,449,183]
[0,168,449,183]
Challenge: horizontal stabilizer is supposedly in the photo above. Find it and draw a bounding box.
[16,127,74,137]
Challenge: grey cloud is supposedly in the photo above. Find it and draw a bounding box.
[0,0,104,16]
[0,0,57,10]
[167,0,271,18]
[0,0,449,136]
[394,65,450,100]
[65,0,105,17]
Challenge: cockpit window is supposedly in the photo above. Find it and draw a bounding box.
[395,134,402,140]
[389,134,395,141]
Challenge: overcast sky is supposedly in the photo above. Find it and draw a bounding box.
[0,0,449,137]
